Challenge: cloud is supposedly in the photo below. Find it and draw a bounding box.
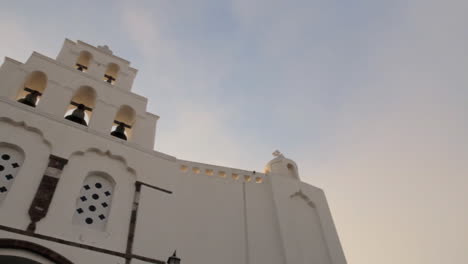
[119,2,468,263]
[119,2,271,170]
[0,1,465,263]
[301,1,468,263]
[0,18,37,63]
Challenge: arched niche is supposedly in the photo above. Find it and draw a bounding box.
[75,50,92,72]
[104,63,119,84]
[287,163,298,179]
[289,191,332,263]
[110,105,136,141]
[44,148,135,243]
[16,71,47,107]
[64,86,97,126]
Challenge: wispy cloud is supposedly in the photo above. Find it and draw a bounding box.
[120,2,269,169]
[302,1,468,263]
[0,17,38,62]
[0,1,466,263]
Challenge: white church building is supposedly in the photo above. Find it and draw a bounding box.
[0,39,347,264]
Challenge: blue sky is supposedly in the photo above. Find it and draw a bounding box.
[1,1,467,263]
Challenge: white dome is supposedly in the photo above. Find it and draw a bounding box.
[265,151,300,180]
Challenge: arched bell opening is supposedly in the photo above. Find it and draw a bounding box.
[75,50,92,72]
[64,86,96,126]
[110,105,136,141]
[16,71,47,108]
[103,63,119,85]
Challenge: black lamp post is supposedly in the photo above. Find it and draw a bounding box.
[167,250,181,264]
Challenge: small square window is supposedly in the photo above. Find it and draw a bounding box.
[11,163,19,168]
[80,196,87,202]
[5,174,13,180]
[101,202,108,208]
[76,208,84,214]
[0,186,7,193]
[84,185,90,190]
[104,191,111,196]
[98,214,106,220]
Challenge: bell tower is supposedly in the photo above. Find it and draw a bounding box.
[0,39,160,149]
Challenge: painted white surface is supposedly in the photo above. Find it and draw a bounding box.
[0,40,347,264]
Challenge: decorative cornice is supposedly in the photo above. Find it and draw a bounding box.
[290,189,316,208]
[0,116,52,149]
[70,148,137,175]
[0,98,176,162]
[29,52,147,102]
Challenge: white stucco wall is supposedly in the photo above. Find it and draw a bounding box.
[0,40,347,264]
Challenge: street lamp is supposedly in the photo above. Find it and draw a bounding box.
[167,250,181,264]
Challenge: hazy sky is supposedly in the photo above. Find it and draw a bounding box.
[1,1,467,263]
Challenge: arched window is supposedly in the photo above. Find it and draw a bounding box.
[110,105,136,141]
[0,143,24,204]
[64,86,96,126]
[72,172,114,231]
[103,63,119,85]
[75,51,92,72]
[17,71,47,108]
[287,163,298,179]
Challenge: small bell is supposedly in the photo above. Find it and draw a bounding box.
[104,74,116,84]
[18,89,41,107]
[167,251,181,264]
[110,123,127,140]
[75,63,88,72]
[65,104,88,126]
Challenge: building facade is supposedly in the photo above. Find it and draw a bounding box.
[0,40,347,264]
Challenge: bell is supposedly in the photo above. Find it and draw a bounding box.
[110,123,127,140]
[104,74,116,84]
[167,251,181,264]
[75,63,88,72]
[65,104,88,126]
[18,90,40,107]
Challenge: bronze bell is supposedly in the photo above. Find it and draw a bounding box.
[110,123,127,140]
[75,63,88,72]
[18,89,40,107]
[65,104,88,126]
[104,74,116,84]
